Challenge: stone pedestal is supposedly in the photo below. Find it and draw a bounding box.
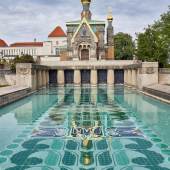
[137,62,159,89]
[91,70,97,85]
[74,70,81,85]
[57,70,65,85]
[107,69,114,85]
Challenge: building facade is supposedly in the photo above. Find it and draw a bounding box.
[0,26,67,60]
[0,0,114,62]
[66,0,114,61]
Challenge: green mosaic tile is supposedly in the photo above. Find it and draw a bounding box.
[13,139,24,143]
[161,150,170,156]
[79,168,95,170]
[5,165,30,170]
[105,168,114,170]
[151,138,162,143]
[115,150,129,166]
[143,129,152,133]
[7,144,19,149]
[22,130,31,133]
[18,134,28,138]
[96,139,108,150]
[62,151,76,166]
[51,139,64,150]
[0,150,13,156]
[156,143,168,149]
[98,151,112,166]
[66,140,78,150]
[125,138,152,150]
[45,151,59,166]
[24,157,43,165]
[132,150,164,165]
[112,139,123,150]
[147,134,158,138]
[41,167,53,170]
[0,157,7,164]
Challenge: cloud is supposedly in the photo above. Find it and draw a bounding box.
[0,0,169,43]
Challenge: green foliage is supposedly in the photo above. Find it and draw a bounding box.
[136,6,170,67]
[10,54,35,71]
[114,32,135,60]
[0,58,7,65]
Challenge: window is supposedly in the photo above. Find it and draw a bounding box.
[56,48,60,56]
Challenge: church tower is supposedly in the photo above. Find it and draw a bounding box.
[107,7,114,60]
[81,0,92,20]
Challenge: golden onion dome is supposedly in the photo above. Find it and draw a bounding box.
[81,0,91,4]
[107,7,113,21]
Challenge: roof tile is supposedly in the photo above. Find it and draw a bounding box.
[48,26,66,37]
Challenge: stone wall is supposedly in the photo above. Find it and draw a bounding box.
[137,62,159,90]
[0,87,31,107]
[16,63,49,90]
[0,69,16,86]
[159,68,170,85]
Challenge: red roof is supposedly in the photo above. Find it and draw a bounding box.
[10,42,43,47]
[48,26,66,38]
[0,39,8,47]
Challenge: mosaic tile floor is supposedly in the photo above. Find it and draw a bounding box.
[0,86,170,170]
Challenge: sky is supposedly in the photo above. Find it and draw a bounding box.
[0,0,169,44]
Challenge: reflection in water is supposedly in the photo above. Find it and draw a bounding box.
[1,85,170,150]
[1,86,170,169]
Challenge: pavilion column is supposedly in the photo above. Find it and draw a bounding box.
[74,70,81,85]
[107,69,114,85]
[127,69,132,86]
[132,69,137,87]
[91,70,97,85]
[46,70,49,85]
[57,70,65,85]
[124,70,128,85]
[44,70,47,86]
[38,70,42,88]
[36,70,39,89]
[42,70,46,86]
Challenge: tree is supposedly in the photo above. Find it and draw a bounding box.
[10,54,35,71]
[136,6,170,67]
[114,32,135,60]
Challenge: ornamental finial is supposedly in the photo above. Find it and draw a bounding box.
[107,7,113,21]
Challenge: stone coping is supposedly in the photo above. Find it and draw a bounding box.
[143,84,170,101]
[0,86,30,96]
[159,68,170,74]
[45,60,142,70]
[16,63,48,70]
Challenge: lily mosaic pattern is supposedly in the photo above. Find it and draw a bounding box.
[0,86,170,170]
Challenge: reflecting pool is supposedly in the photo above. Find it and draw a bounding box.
[0,85,170,170]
